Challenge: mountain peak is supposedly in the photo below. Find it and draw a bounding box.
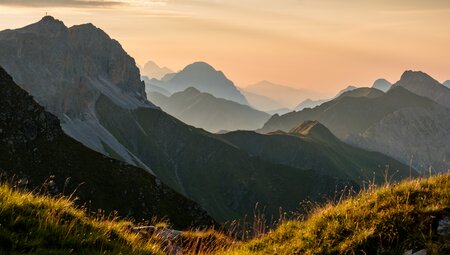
[289,120,332,138]
[372,79,392,92]
[399,70,437,84]
[183,86,201,94]
[183,61,216,73]
[25,16,66,34]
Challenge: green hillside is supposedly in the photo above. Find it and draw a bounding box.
[220,121,413,184]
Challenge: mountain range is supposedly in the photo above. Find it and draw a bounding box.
[0,66,212,228]
[148,87,270,132]
[294,85,357,111]
[242,80,320,109]
[150,61,248,105]
[141,60,173,80]
[239,89,288,114]
[0,16,362,223]
[261,73,450,172]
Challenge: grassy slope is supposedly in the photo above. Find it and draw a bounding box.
[225,173,450,255]
[0,184,165,255]
[1,174,448,254]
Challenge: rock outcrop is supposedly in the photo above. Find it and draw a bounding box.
[0,16,152,169]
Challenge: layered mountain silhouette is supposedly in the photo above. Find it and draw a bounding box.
[393,70,450,109]
[142,76,171,96]
[0,66,212,228]
[150,61,248,105]
[239,89,287,113]
[148,87,270,133]
[221,121,412,184]
[372,79,392,92]
[243,80,319,109]
[141,60,173,80]
[261,72,450,172]
[294,85,357,111]
[0,16,354,222]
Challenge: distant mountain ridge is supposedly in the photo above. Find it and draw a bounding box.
[295,85,357,111]
[393,70,450,109]
[141,60,173,80]
[151,62,248,105]
[148,87,270,133]
[244,80,319,109]
[239,89,286,113]
[0,66,212,228]
[372,79,392,92]
[260,73,450,172]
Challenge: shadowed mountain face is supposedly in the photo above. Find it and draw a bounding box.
[148,87,270,133]
[141,60,173,80]
[150,62,248,105]
[0,66,213,229]
[0,17,353,223]
[261,84,450,172]
[221,121,412,184]
[393,70,450,109]
[372,79,392,92]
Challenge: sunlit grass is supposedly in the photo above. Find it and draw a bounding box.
[224,173,450,254]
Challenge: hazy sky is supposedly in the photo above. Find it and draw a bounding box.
[1,0,449,97]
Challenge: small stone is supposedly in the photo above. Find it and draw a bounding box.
[437,217,450,236]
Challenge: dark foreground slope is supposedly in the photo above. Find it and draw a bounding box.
[221,121,412,184]
[0,67,212,228]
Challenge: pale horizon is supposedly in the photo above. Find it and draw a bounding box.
[1,0,449,98]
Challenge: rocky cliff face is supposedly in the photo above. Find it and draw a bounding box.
[0,16,152,169]
[346,105,450,172]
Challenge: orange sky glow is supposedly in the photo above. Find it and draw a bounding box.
[1,0,449,97]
